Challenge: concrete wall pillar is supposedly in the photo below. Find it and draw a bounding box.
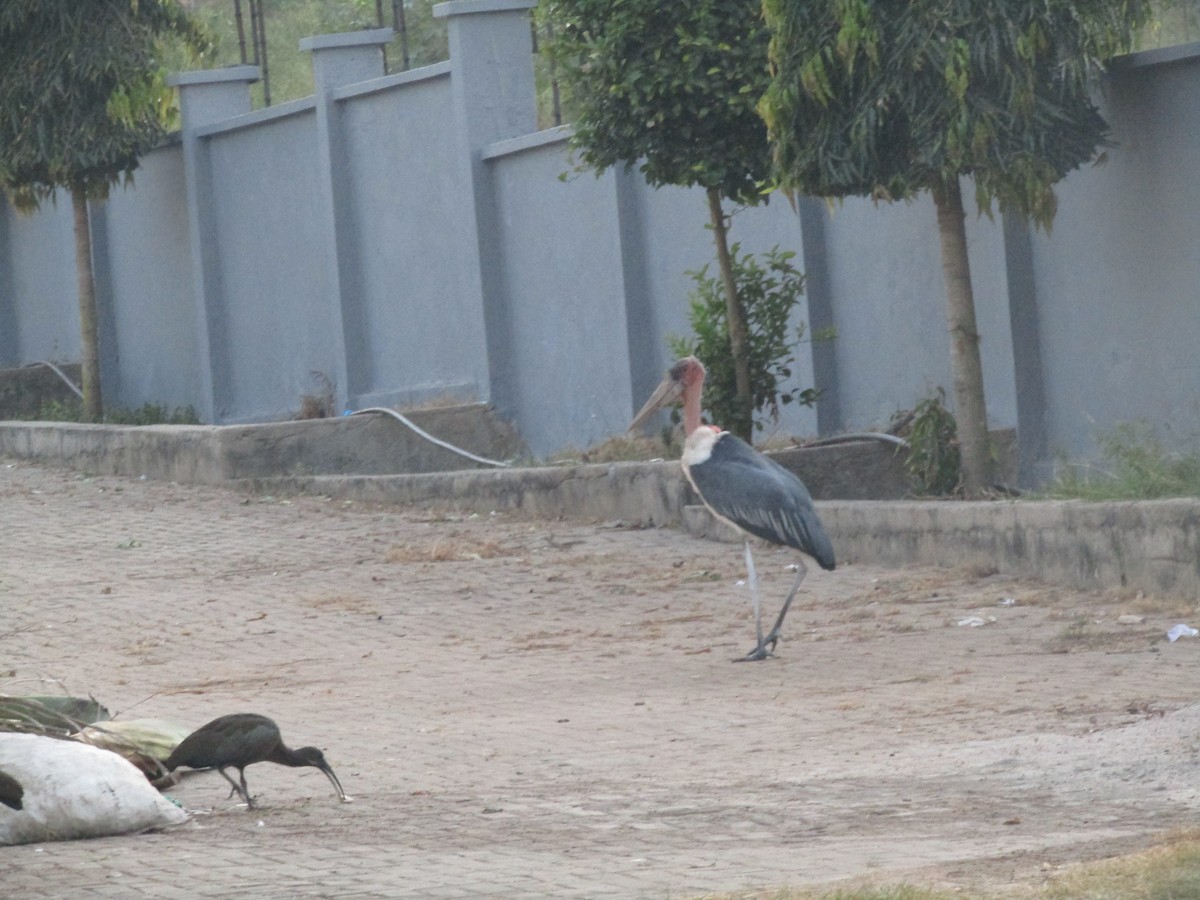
[434,0,538,416]
[0,201,15,366]
[798,197,842,436]
[300,28,393,414]
[167,66,260,422]
[86,198,120,408]
[1003,213,1049,487]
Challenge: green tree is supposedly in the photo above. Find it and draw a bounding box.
[0,0,208,422]
[543,0,774,441]
[670,245,817,435]
[760,0,1151,493]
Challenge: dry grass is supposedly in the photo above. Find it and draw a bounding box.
[547,433,676,464]
[693,829,1200,899]
[303,593,378,615]
[384,535,514,563]
[1037,828,1200,899]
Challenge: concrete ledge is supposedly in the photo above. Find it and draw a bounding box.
[822,498,1200,597]
[242,464,1200,599]
[0,405,525,485]
[769,439,910,500]
[242,460,692,528]
[3,418,1197,599]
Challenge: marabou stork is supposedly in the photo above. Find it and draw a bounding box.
[162,713,348,809]
[631,356,835,661]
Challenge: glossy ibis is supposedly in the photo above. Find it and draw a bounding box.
[631,356,836,661]
[163,713,347,809]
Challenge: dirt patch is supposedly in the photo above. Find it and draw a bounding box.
[2,461,1199,897]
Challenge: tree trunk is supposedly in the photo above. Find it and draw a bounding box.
[706,187,753,442]
[71,186,102,423]
[932,178,991,495]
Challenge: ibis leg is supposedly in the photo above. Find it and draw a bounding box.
[217,767,254,808]
[762,560,808,652]
[734,541,773,662]
[239,769,256,809]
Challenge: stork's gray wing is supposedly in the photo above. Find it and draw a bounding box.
[686,433,835,569]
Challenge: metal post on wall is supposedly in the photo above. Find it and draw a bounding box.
[374,0,412,75]
[252,0,270,106]
[234,0,248,64]
[528,19,562,127]
[232,0,271,105]
[544,20,561,126]
[393,0,411,71]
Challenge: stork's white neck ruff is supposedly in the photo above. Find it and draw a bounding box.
[682,425,721,467]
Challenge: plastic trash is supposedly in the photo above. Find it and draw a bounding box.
[1166,624,1198,642]
[0,733,188,845]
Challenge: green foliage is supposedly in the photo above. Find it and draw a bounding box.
[182,0,448,107]
[0,0,210,208]
[542,0,773,205]
[895,388,961,496]
[1141,0,1200,48]
[669,245,817,435]
[1045,422,1200,500]
[760,0,1154,229]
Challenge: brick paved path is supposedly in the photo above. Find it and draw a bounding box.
[2,461,1198,898]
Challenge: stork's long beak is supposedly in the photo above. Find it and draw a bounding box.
[629,374,683,432]
[319,761,350,802]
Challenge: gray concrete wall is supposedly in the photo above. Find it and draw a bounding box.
[1,195,78,364]
[95,144,199,414]
[337,65,489,409]
[486,132,632,453]
[0,6,1197,482]
[818,193,1016,434]
[1028,49,1200,466]
[206,108,340,422]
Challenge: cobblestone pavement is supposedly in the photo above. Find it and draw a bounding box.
[2,460,1199,898]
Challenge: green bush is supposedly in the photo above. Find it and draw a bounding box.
[669,244,820,436]
[1046,422,1200,499]
[896,387,961,496]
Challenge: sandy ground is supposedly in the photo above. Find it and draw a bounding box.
[1,459,1199,898]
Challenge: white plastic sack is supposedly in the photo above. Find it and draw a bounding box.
[0,733,188,845]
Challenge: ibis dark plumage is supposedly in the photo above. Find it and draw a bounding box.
[163,713,347,809]
[631,356,836,661]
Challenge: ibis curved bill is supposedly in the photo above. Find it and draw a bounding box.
[631,356,835,661]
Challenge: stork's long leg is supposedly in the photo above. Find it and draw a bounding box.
[762,559,808,652]
[735,541,772,662]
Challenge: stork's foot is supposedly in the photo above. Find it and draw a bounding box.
[733,644,775,662]
[733,634,780,662]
